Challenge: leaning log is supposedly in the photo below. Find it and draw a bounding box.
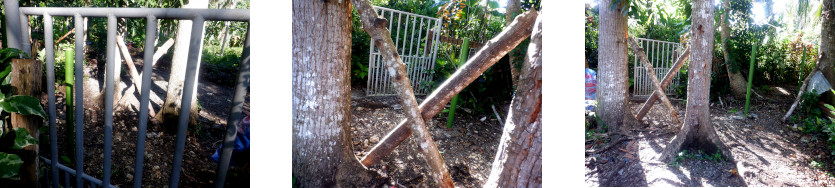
[360,9,539,167]
[627,38,681,125]
[783,55,824,122]
[352,0,454,187]
[634,47,690,120]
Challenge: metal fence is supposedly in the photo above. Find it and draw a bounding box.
[366,6,441,96]
[3,0,250,187]
[631,37,684,98]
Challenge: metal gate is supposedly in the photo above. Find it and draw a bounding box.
[366,6,441,96]
[3,0,250,187]
[632,38,685,98]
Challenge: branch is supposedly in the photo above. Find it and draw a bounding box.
[360,9,539,167]
[352,0,454,187]
[627,38,681,125]
[634,47,691,120]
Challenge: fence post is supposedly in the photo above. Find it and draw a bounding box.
[3,0,21,50]
[10,58,43,187]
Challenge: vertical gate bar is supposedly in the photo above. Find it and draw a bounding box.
[73,13,86,188]
[394,12,402,55]
[4,0,21,49]
[428,18,440,93]
[399,15,408,55]
[169,17,205,188]
[44,13,60,188]
[102,14,116,187]
[215,22,249,188]
[415,19,426,94]
[133,15,156,188]
[407,16,417,89]
[19,11,31,57]
[65,170,70,187]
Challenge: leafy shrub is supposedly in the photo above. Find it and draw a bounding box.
[202,45,243,87]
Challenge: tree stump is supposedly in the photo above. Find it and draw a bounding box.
[10,58,43,187]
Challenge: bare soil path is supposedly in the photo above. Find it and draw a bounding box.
[586,85,835,187]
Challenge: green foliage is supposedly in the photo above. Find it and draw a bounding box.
[585,4,599,69]
[1,96,47,119]
[202,45,243,87]
[0,152,23,179]
[669,149,726,166]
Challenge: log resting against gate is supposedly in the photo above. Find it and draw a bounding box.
[633,47,690,121]
[360,9,539,167]
[352,0,454,187]
[627,38,682,125]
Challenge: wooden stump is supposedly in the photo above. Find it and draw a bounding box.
[10,58,43,187]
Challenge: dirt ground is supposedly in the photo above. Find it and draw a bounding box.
[349,87,508,187]
[36,55,250,187]
[585,85,835,186]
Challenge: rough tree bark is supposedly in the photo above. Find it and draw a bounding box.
[352,0,454,186]
[505,0,522,88]
[291,0,382,187]
[484,13,542,188]
[360,9,539,167]
[628,38,681,125]
[659,0,735,163]
[720,0,748,99]
[598,0,639,134]
[635,48,690,120]
[156,0,208,126]
[821,0,835,104]
[10,59,42,187]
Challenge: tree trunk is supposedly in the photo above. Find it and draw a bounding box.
[351,0,455,186]
[484,14,542,188]
[598,0,638,134]
[219,0,239,56]
[10,59,42,187]
[505,0,522,88]
[291,0,383,187]
[720,0,748,99]
[156,0,208,127]
[359,9,539,167]
[660,0,735,163]
[821,0,835,104]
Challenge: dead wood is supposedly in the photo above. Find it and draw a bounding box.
[628,38,681,125]
[114,38,174,116]
[352,0,455,186]
[783,56,823,122]
[360,9,539,168]
[634,47,690,121]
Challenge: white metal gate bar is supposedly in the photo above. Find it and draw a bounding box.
[632,37,684,97]
[367,6,440,96]
[6,1,250,187]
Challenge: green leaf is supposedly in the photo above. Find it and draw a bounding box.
[0,65,10,83]
[0,152,22,179]
[12,128,37,150]
[0,95,46,119]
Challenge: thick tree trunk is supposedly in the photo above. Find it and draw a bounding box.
[484,14,542,188]
[10,59,42,187]
[291,0,382,187]
[352,0,454,186]
[821,0,835,104]
[156,0,208,127]
[660,0,734,163]
[598,0,638,134]
[720,0,748,99]
[505,0,522,88]
[359,9,539,167]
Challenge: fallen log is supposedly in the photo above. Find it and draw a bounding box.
[353,0,455,187]
[360,9,539,167]
[634,47,691,120]
[627,38,680,125]
[783,54,824,122]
